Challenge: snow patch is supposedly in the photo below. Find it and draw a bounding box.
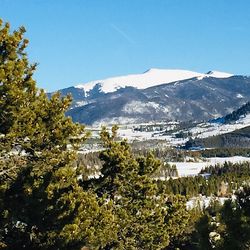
[92,117,139,126]
[122,101,165,114]
[206,70,233,78]
[190,113,250,139]
[236,93,244,98]
[75,101,88,107]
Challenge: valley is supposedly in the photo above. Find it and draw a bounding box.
[77,98,250,197]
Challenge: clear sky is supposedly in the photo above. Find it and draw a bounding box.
[1,0,250,91]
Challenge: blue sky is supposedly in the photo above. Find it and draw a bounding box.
[1,0,250,91]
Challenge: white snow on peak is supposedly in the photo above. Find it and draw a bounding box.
[75,68,233,95]
[205,70,233,78]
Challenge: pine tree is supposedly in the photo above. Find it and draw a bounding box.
[219,187,250,250]
[90,126,190,249]
[0,19,198,250]
[0,20,116,250]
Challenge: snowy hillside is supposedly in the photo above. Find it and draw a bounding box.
[190,113,250,139]
[75,68,233,95]
[59,70,250,125]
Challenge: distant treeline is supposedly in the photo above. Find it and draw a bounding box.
[78,147,250,171]
[158,162,250,197]
[132,147,201,162]
[134,147,250,160]
[200,147,250,157]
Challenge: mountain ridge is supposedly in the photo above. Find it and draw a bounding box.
[60,76,250,125]
[48,69,250,125]
[75,68,233,96]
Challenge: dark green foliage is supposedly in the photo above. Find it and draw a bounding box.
[219,187,250,249]
[200,147,250,157]
[188,186,250,250]
[159,162,250,197]
[193,214,213,250]
[86,126,190,249]
[0,20,116,250]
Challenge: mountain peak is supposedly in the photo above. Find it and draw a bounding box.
[75,68,234,95]
[205,70,233,78]
[143,68,159,73]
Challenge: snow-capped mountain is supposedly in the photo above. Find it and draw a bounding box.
[75,68,233,95]
[49,69,250,125]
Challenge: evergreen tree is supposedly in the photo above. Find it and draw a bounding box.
[219,186,250,250]
[0,20,115,250]
[90,126,190,249]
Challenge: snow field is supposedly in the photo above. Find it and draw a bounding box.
[169,156,250,177]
